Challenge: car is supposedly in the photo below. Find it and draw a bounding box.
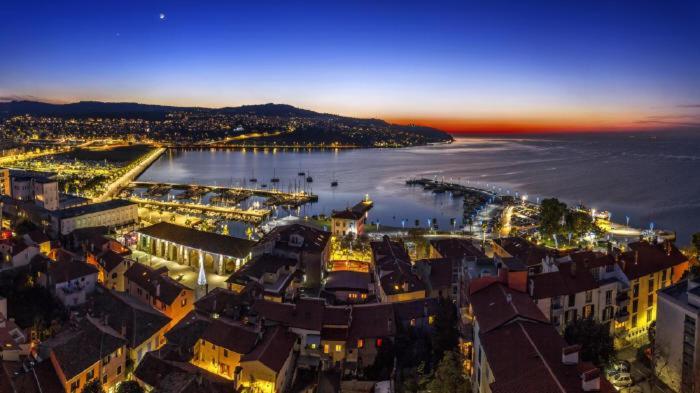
[610,373,633,389]
[613,360,632,373]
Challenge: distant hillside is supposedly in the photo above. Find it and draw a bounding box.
[0,100,454,146]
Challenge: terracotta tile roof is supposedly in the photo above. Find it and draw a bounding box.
[134,351,236,393]
[138,222,256,258]
[430,238,485,259]
[493,237,555,267]
[194,287,248,317]
[324,270,371,292]
[321,327,348,341]
[163,311,212,362]
[322,306,351,327]
[260,223,331,254]
[226,254,297,285]
[469,282,548,333]
[96,249,127,272]
[370,236,411,268]
[484,321,615,393]
[46,260,98,284]
[1,359,64,393]
[392,298,440,321]
[201,318,259,354]
[619,241,687,280]
[347,303,395,342]
[45,319,125,380]
[241,326,297,373]
[529,262,598,300]
[91,290,171,348]
[252,297,326,332]
[124,262,188,305]
[416,257,454,290]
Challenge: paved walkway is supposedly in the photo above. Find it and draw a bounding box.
[131,249,230,291]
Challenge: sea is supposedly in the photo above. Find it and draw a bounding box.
[137,131,700,245]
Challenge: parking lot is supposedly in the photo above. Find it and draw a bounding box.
[615,347,676,393]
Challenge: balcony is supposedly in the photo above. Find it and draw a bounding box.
[615,310,630,323]
[616,292,630,307]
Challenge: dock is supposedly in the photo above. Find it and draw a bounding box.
[95,147,166,202]
[129,196,270,223]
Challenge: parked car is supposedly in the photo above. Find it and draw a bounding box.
[610,373,633,389]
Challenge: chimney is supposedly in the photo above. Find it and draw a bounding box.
[156,283,161,298]
[562,344,580,365]
[634,250,639,265]
[581,368,601,392]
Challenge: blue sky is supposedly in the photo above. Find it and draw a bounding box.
[1,0,699,132]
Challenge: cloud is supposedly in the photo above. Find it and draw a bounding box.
[0,95,66,104]
[677,104,700,109]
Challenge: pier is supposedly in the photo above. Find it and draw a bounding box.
[95,147,166,202]
[129,180,318,205]
[129,195,270,223]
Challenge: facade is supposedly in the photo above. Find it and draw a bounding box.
[655,278,700,393]
[226,254,301,302]
[0,297,29,361]
[239,326,297,393]
[39,261,99,307]
[124,262,194,326]
[370,236,426,303]
[85,236,132,291]
[330,198,373,236]
[192,318,260,380]
[253,223,331,289]
[137,222,256,275]
[322,270,372,304]
[0,169,59,211]
[0,237,39,268]
[41,319,127,393]
[468,282,614,393]
[50,199,138,236]
[615,241,688,341]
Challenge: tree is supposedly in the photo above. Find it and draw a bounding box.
[426,351,470,393]
[82,380,105,393]
[431,298,459,363]
[565,210,594,237]
[693,232,700,256]
[540,198,567,236]
[564,318,615,367]
[116,381,144,393]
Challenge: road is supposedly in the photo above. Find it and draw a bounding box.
[94,147,166,202]
[616,347,676,393]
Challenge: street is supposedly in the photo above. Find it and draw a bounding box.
[616,347,676,393]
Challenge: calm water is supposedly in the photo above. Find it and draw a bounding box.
[138,131,700,244]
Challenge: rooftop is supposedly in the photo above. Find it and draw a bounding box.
[138,221,255,258]
[53,199,135,219]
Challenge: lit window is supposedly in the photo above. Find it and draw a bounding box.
[376,338,383,347]
[323,344,330,354]
[428,315,435,325]
[335,344,342,352]
[410,318,416,326]
[357,339,364,348]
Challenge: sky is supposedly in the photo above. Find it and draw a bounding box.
[1,0,699,133]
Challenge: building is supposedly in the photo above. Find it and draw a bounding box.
[253,223,331,289]
[50,199,138,236]
[239,326,298,393]
[39,260,99,307]
[226,254,301,302]
[0,297,29,361]
[468,282,614,393]
[192,318,261,380]
[84,235,132,291]
[39,319,127,393]
[322,270,372,304]
[0,168,59,211]
[330,197,373,236]
[124,262,194,325]
[654,278,700,393]
[23,229,52,255]
[0,237,39,268]
[136,222,256,275]
[90,289,171,366]
[429,238,486,260]
[492,237,556,275]
[134,351,236,393]
[370,236,426,303]
[616,241,688,341]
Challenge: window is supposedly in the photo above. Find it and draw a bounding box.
[102,354,110,365]
[661,269,667,282]
[585,291,592,303]
[376,338,383,347]
[335,344,342,352]
[103,374,108,384]
[647,309,653,322]
[633,283,639,298]
[324,344,330,354]
[648,278,654,292]
[568,294,576,307]
[583,304,594,319]
[632,300,639,313]
[223,349,228,358]
[648,293,654,308]
[70,380,80,392]
[428,315,435,325]
[632,314,638,327]
[410,318,416,327]
[86,369,95,381]
[181,298,187,307]
[357,339,364,348]
[605,290,612,305]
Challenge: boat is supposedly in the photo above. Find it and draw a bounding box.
[298,171,305,176]
[306,173,313,183]
[249,169,257,183]
[261,184,267,188]
[331,180,338,187]
[271,169,280,183]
